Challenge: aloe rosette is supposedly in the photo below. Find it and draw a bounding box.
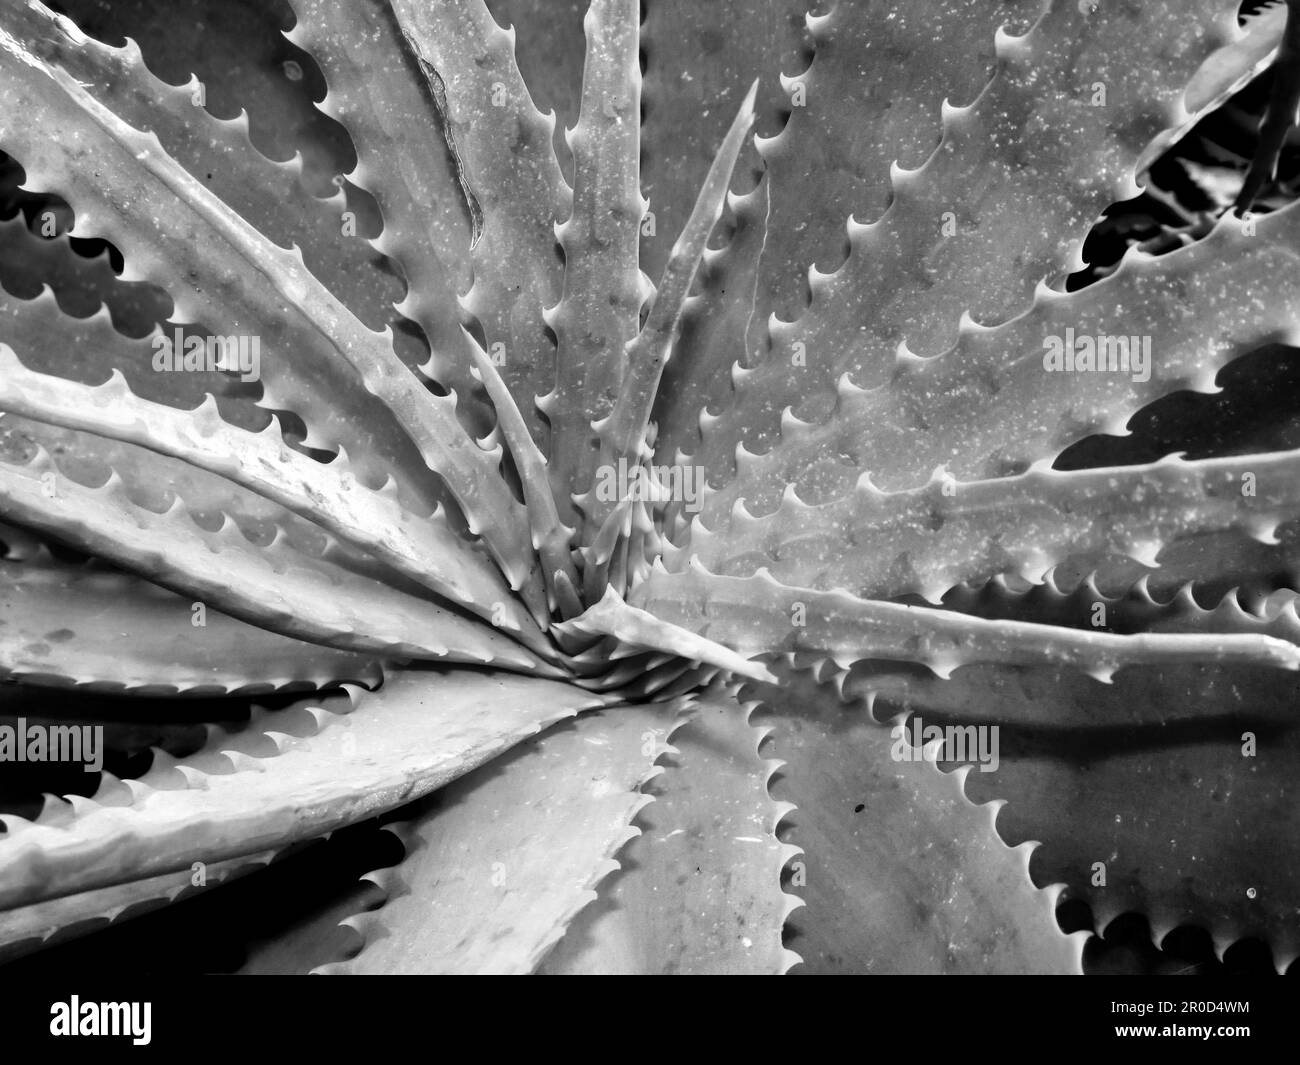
[0,0,1298,974]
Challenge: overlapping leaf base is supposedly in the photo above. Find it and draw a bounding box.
[0,0,1298,975]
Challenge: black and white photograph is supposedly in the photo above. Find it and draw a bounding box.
[0,0,1296,1034]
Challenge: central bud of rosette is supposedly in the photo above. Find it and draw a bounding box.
[547,585,774,700]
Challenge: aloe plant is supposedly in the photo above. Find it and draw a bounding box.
[1,0,1298,975]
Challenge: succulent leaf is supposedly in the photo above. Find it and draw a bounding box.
[0,551,380,693]
[675,448,1300,603]
[756,662,1086,974]
[631,562,1300,680]
[10,4,402,343]
[638,0,809,280]
[0,670,611,912]
[751,0,1041,326]
[285,0,491,432]
[0,447,549,668]
[697,200,1300,526]
[0,342,536,636]
[541,685,800,974]
[920,660,1300,970]
[387,0,571,455]
[546,0,648,527]
[484,0,587,173]
[321,699,680,975]
[589,80,758,536]
[0,3,451,518]
[1,849,281,961]
[689,0,1243,498]
[0,0,545,607]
